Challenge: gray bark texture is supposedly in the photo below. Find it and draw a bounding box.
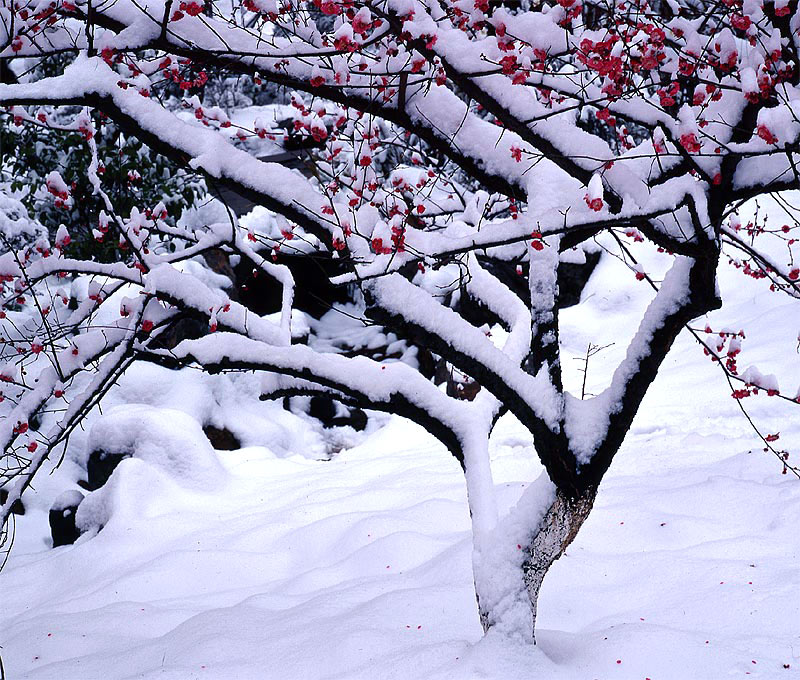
[522,489,597,642]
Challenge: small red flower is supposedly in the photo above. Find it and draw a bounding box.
[731,14,751,31]
[680,133,702,153]
[757,125,778,145]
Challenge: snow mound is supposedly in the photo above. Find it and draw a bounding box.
[82,405,226,489]
[50,489,84,513]
[99,364,328,460]
[76,457,191,537]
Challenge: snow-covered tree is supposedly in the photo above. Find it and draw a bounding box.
[2,0,800,640]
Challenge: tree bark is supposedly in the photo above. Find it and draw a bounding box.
[522,488,597,642]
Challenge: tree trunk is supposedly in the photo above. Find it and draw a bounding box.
[522,488,596,642]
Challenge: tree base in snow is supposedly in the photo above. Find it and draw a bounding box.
[521,490,596,643]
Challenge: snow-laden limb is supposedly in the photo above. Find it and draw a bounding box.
[464,253,530,365]
[528,234,561,379]
[43,2,532,201]
[3,257,142,287]
[160,335,470,441]
[0,300,144,529]
[144,264,288,345]
[328,179,709,285]
[142,332,501,536]
[732,150,800,198]
[565,253,721,478]
[232,237,296,338]
[404,22,612,185]
[366,273,563,431]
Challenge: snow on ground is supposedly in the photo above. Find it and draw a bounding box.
[2,202,799,679]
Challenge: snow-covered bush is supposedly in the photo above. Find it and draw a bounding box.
[1,0,800,642]
[1,57,205,258]
[0,189,47,251]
